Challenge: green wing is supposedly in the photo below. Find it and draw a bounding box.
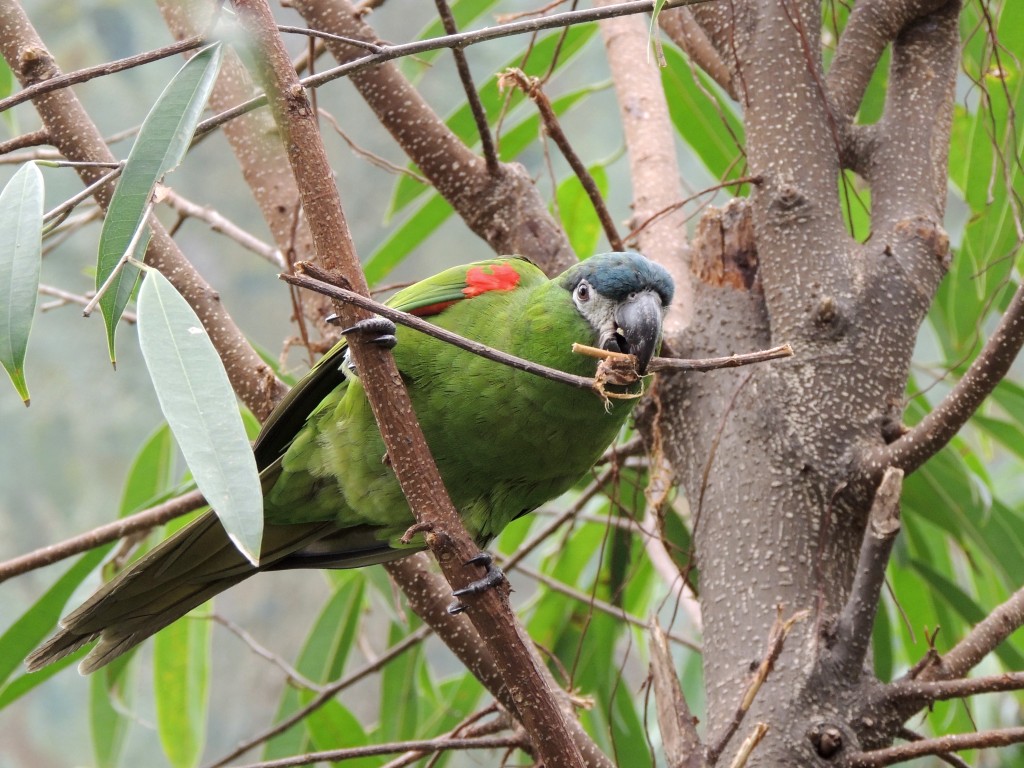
[253,257,543,468]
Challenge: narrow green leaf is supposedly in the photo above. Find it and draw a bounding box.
[301,697,383,768]
[363,194,453,286]
[136,268,262,563]
[556,165,609,257]
[154,597,211,768]
[0,547,110,691]
[263,575,366,760]
[388,25,598,217]
[90,655,134,768]
[119,423,176,516]
[0,161,44,404]
[97,43,223,360]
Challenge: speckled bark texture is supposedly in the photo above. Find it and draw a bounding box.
[652,1,961,764]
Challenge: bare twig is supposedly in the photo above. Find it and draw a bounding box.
[500,67,624,251]
[38,284,137,323]
[231,735,529,768]
[208,613,323,691]
[0,34,207,114]
[889,671,1024,705]
[205,625,434,767]
[875,280,1024,476]
[0,489,205,584]
[844,727,1024,768]
[41,163,124,228]
[0,127,49,154]
[276,23,383,53]
[283,265,598,392]
[829,467,903,676]
[516,564,701,653]
[574,341,794,373]
[727,723,768,768]
[433,0,499,176]
[706,610,808,764]
[895,728,970,768]
[162,189,286,269]
[193,0,708,143]
[649,621,704,767]
[81,202,153,317]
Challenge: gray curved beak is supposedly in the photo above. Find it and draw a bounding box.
[606,289,663,374]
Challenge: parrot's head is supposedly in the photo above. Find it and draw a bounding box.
[560,252,674,375]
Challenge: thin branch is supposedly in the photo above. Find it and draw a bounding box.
[649,620,704,767]
[231,735,529,768]
[276,23,383,53]
[232,2,588,764]
[705,610,808,765]
[727,723,769,768]
[896,728,971,768]
[81,202,153,316]
[889,671,1024,705]
[874,280,1024,476]
[42,163,123,226]
[659,7,735,98]
[433,0,499,176]
[0,127,49,154]
[500,67,624,251]
[0,34,207,114]
[205,625,433,768]
[901,584,1024,692]
[38,283,137,323]
[516,564,701,653]
[193,0,708,142]
[317,108,428,183]
[829,467,903,676]
[0,489,205,584]
[282,265,598,392]
[162,189,286,269]
[574,341,794,373]
[208,613,323,691]
[844,727,1024,768]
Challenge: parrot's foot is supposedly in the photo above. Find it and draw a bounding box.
[339,316,398,349]
[447,552,506,615]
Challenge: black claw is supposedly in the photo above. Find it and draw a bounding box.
[341,317,397,349]
[324,312,342,326]
[446,552,506,615]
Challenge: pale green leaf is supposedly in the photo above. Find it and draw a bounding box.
[98,43,223,360]
[136,268,262,564]
[154,587,211,768]
[0,161,43,404]
[90,655,133,768]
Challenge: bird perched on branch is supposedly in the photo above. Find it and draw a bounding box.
[28,251,673,674]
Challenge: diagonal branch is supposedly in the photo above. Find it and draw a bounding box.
[230,2,588,765]
[433,0,499,176]
[827,467,903,677]
[500,67,624,251]
[826,0,952,124]
[872,280,1024,477]
[650,620,705,768]
[844,727,1024,768]
[889,671,1024,706]
[0,0,287,419]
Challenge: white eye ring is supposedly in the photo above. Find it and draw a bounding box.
[575,281,590,303]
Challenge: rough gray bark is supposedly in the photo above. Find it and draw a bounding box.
[652,1,962,764]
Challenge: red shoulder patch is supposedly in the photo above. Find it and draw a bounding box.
[462,264,521,298]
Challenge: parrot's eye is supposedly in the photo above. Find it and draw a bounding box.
[575,281,590,303]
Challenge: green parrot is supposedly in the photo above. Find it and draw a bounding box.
[27,251,674,674]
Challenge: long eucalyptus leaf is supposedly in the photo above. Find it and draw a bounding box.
[136,268,262,564]
[97,43,223,361]
[0,162,44,404]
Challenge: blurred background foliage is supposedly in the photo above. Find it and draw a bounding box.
[0,1,1022,766]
